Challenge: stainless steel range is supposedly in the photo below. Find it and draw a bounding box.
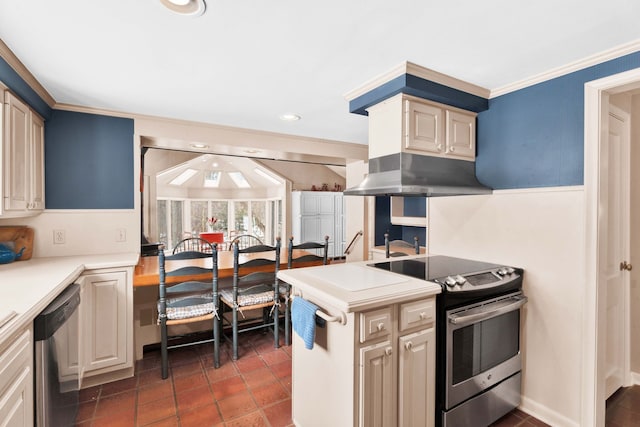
[369,255,526,427]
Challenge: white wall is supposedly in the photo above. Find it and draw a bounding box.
[428,187,585,427]
[631,94,640,375]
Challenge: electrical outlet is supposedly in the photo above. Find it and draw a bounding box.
[53,229,65,245]
[116,228,127,242]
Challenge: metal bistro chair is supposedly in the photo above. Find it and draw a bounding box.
[384,233,420,258]
[282,235,330,345]
[219,238,281,360]
[158,238,220,379]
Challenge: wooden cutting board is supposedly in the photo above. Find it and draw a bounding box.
[0,226,34,260]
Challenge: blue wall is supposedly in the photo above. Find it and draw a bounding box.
[374,196,427,246]
[477,51,640,189]
[45,110,134,209]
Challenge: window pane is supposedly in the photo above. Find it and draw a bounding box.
[210,201,228,231]
[157,200,167,246]
[191,201,208,234]
[251,201,266,240]
[234,201,249,234]
[170,200,183,249]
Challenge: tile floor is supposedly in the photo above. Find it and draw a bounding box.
[74,330,634,427]
[75,331,294,427]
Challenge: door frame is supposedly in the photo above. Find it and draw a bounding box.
[583,68,640,427]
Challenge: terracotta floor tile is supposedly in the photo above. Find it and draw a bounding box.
[490,412,525,427]
[136,395,176,426]
[279,375,292,394]
[243,367,276,389]
[137,368,167,388]
[79,385,101,403]
[260,349,291,366]
[262,398,293,427]
[270,360,292,379]
[170,360,203,378]
[175,385,215,413]
[217,391,258,420]
[223,410,268,427]
[101,376,139,396]
[92,407,135,427]
[94,389,136,419]
[140,416,179,427]
[211,375,247,400]
[173,370,209,393]
[137,380,174,406]
[205,362,238,383]
[179,404,223,427]
[250,381,289,407]
[234,355,267,373]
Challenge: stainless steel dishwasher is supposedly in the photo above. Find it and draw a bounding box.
[34,283,81,427]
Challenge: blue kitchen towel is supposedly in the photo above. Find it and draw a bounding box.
[291,297,318,349]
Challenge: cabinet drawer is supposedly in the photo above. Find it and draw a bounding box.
[399,298,434,331]
[0,329,31,395]
[360,308,392,343]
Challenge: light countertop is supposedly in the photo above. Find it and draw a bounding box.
[0,253,139,346]
[278,255,441,314]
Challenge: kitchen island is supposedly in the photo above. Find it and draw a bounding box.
[278,256,440,427]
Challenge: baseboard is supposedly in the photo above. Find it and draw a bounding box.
[519,396,580,427]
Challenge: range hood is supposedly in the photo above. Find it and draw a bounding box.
[344,152,492,197]
[344,62,493,198]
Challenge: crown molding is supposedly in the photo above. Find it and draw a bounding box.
[0,39,56,107]
[490,39,640,98]
[344,61,490,101]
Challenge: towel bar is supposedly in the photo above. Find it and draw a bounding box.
[291,293,347,325]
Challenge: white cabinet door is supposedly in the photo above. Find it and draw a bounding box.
[81,271,129,375]
[405,99,444,154]
[445,110,475,160]
[29,114,44,211]
[0,329,33,427]
[360,341,394,427]
[3,92,30,211]
[398,328,435,427]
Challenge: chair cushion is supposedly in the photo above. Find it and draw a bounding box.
[158,293,215,320]
[220,284,275,307]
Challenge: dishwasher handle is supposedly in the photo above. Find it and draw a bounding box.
[34,283,81,341]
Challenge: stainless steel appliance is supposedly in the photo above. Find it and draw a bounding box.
[369,255,526,427]
[34,283,81,427]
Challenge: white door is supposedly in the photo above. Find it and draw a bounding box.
[602,104,630,399]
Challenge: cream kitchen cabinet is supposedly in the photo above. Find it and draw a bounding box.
[292,191,345,258]
[358,298,435,427]
[0,327,33,427]
[367,93,476,161]
[79,268,134,386]
[1,90,45,216]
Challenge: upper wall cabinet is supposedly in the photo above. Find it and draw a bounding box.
[1,90,45,217]
[367,93,476,161]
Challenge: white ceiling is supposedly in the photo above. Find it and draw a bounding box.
[1,0,639,146]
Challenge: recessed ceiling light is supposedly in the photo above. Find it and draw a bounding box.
[279,113,301,121]
[190,143,209,149]
[160,0,206,16]
[245,149,260,154]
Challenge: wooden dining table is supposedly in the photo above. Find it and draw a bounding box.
[133,249,327,287]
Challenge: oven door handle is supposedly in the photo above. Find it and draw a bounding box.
[448,295,528,326]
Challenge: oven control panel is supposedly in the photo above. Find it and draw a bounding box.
[434,267,520,293]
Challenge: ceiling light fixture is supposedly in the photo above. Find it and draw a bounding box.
[190,143,209,149]
[160,0,206,16]
[279,113,301,122]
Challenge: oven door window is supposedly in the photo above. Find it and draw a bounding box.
[451,310,520,385]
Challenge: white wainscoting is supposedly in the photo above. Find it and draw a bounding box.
[428,186,585,427]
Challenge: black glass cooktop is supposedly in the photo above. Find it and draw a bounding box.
[367,255,504,281]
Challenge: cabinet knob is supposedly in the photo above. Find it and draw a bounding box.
[436,144,443,151]
[405,341,413,350]
[419,312,426,319]
[377,322,385,331]
[385,347,392,356]
[449,146,456,152]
